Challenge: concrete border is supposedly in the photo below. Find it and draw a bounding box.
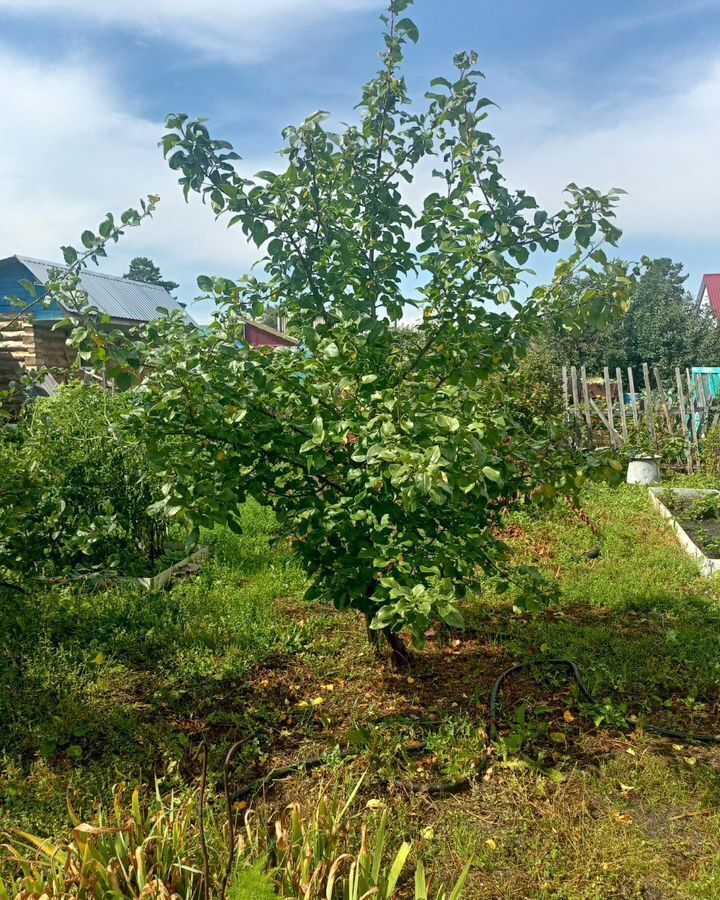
[129,545,209,591]
[648,487,720,576]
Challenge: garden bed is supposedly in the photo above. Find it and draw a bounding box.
[649,487,720,575]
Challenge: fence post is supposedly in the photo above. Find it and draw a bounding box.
[627,367,639,427]
[580,365,593,448]
[642,363,656,444]
[685,368,699,468]
[700,373,714,439]
[675,367,693,474]
[653,366,673,434]
[603,367,617,447]
[570,366,582,445]
[616,367,628,444]
[696,374,708,438]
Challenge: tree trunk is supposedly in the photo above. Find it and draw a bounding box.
[362,582,411,668]
[384,630,411,669]
[365,614,382,657]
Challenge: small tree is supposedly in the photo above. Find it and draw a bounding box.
[124,256,179,294]
[39,1,631,664]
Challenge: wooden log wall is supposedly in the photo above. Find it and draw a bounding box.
[0,319,35,390]
[0,318,74,398]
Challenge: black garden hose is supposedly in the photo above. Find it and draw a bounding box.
[232,657,720,804]
[490,657,720,744]
[0,580,26,593]
[233,740,489,802]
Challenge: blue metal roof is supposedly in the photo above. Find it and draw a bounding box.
[1,254,193,324]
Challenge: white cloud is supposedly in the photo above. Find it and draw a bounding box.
[496,59,720,243]
[0,0,382,62]
[2,24,720,327]
[0,47,274,320]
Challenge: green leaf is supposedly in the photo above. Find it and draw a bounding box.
[396,17,419,43]
[114,371,134,391]
[482,465,502,483]
[167,150,186,170]
[437,414,460,432]
[546,768,566,784]
[98,217,114,239]
[19,279,37,297]
[252,221,269,245]
[448,861,473,900]
[441,607,465,629]
[385,841,412,894]
[415,860,427,899]
[185,526,200,552]
[311,416,324,441]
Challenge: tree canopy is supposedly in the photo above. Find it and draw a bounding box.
[123,256,179,294]
[12,0,633,662]
[542,258,720,374]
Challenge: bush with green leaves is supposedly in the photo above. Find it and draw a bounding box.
[0,382,166,579]
[500,340,564,433]
[701,424,720,480]
[28,0,632,662]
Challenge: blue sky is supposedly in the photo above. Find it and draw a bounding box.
[1,0,719,321]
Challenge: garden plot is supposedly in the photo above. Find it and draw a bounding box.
[649,487,720,575]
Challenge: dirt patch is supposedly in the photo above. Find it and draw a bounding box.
[663,495,720,559]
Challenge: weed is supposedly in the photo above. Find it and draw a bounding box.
[1,779,471,899]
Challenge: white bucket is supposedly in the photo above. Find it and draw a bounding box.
[627,457,661,485]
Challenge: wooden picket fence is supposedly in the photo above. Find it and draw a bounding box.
[562,364,719,473]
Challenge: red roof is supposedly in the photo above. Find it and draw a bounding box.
[698,274,720,317]
[244,320,297,348]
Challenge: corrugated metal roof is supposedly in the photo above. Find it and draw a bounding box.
[697,274,720,318]
[6,254,192,323]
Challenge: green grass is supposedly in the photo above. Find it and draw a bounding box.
[477,483,720,718]
[3,482,720,898]
[436,480,720,898]
[0,500,308,834]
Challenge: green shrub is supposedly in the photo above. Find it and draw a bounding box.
[0,382,166,579]
[502,340,564,431]
[701,424,720,480]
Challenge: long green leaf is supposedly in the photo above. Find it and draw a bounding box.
[370,809,388,882]
[338,773,366,822]
[414,859,427,899]
[385,841,412,896]
[447,860,472,900]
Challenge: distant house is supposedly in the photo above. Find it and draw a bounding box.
[243,319,297,348]
[696,274,720,318]
[0,254,295,394]
[0,254,191,393]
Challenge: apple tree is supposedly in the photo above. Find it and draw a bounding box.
[41,1,633,663]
